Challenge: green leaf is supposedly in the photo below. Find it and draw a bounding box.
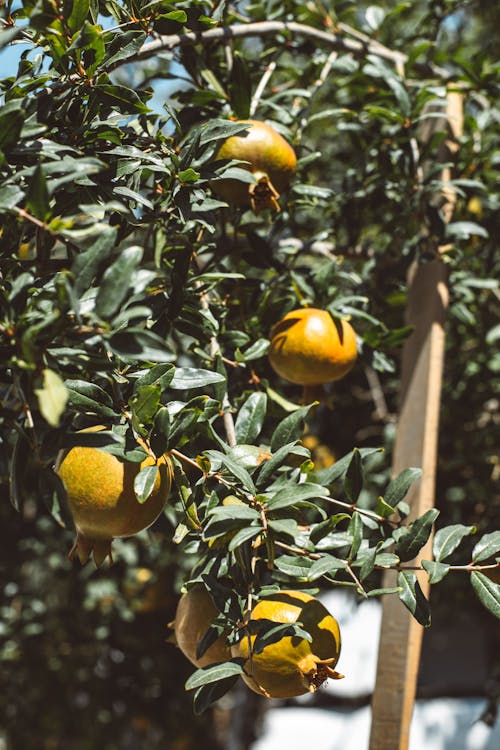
[228,526,262,551]
[68,0,90,33]
[358,546,378,581]
[25,165,50,221]
[240,338,270,362]
[72,228,117,296]
[129,385,161,428]
[65,379,116,417]
[252,621,312,654]
[229,52,251,120]
[433,524,477,562]
[472,531,500,563]
[172,457,201,530]
[106,329,174,363]
[185,662,243,690]
[397,571,431,626]
[193,675,239,715]
[344,449,362,502]
[0,102,25,150]
[395,509,439,562]
[133,464,159,503]
[310,515,350,545]
[274,555,314,579]
[422,560,450,584]
[209,451,256,493]
[375,495,396,518]
[316,448,382,486]
[95,245,143,319]
[266,483,324,511]
[270,404,315,452]
[163,10,187,23]
[150,407,171,456]
[178,168,200,183]
[169,368,225,389]
[384,468,422,508]
[307,554,346,581]
[255,442,299,487]
[235,392,267,444]
[348,512,364,561]
[35,369,68,427]
[470,572,500,619]
[0,184,24,210]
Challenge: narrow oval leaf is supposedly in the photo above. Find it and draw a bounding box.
[95,245,143,319]
[169,368,226,389]
[193,675,239,715]
[234,392,267,444]
[397,571,431,626]
[133,464,158,503]
[472,531,500,563]
[422,560,450,584]
[433,524,477,562]
[307,554,346,581]
[266,483,325,510]
[65,379,116,417]
[384,467,422,508]
[270,404,314,452]
[344,449,363,502]
[395,509,439,562]
[470,572,500,619]
[185,661,244,691]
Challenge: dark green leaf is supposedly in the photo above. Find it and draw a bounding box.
[472,531,500,563]
[72,228,117,296]
[228,526,262,551]
[65,379,116,417]
[274,555,314,578]
[234,392,267,444]
[208,451,256,493]
[433,524,477,562]
[170,368,225,389]
[384,468,422,508]
[25,165,50,221]
[185,662,243,690]
[95,245,143,319]
[193,675,239,715]
[316,448,382,486]
[470,572,500,619]
[344,449,362,502]
[266,483,325,511]
[307,554,346,581]
[229,52,251,119]
[348,512,364,561]
[397,571,431,626]
[255,442,299,487]
[422,560,450,584]
[0,102,25,150]
[240,338,270,362]
[395,509,439,562]
[270,404,315,452]
[106,328,174,363]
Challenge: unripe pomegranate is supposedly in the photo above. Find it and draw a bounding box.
[232,590,343,698]
[174,585,231,668]
[213,120,297,213]
[57,445,172,566]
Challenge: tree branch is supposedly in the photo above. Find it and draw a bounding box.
[106,21,446,77]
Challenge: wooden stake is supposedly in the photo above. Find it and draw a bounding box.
[369,91,463,750]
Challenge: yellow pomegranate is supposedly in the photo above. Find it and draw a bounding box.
[269,308,358,386]
[174,585,231,668]
[57,445,172,566]
[213,119,297,213]
[232,590,343,698]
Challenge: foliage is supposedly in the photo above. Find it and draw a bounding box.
[0,0,499,745]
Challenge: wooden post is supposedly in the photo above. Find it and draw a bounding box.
[369,91,463,750]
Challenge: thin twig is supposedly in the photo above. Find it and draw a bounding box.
[249,60,277,117]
